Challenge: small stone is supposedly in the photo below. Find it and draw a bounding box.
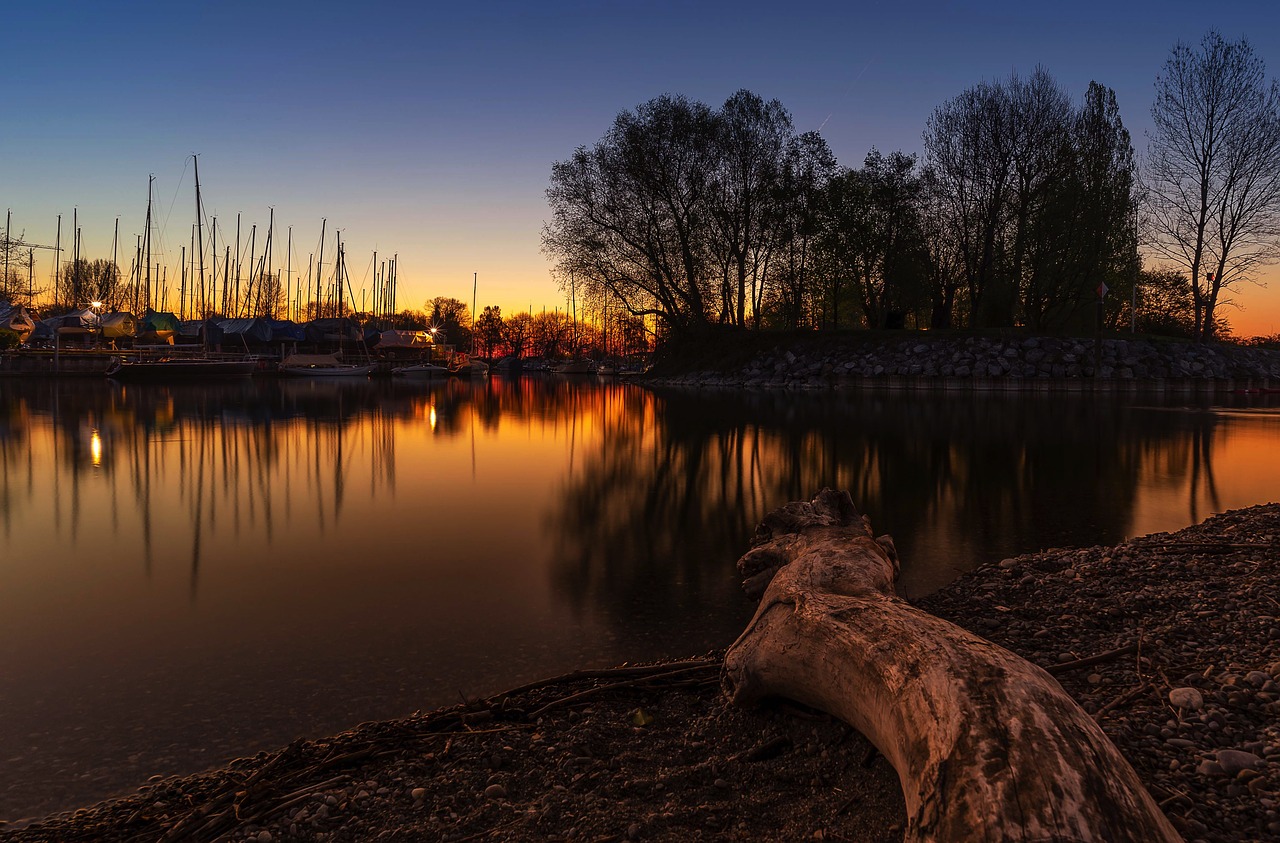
[1087,673,1102,685]
[1196,760,1226,777]
[1215,749,1263,775]
[998,558,1018,570]
[484,784,507,799]
[411,787,426,801]
[1169,687,1204,711]
[256,833,273,843]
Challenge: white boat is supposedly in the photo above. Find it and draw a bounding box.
[279,353,373,378]
[393,362,451,378]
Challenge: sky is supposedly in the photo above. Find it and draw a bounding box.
[4,0,1280,335]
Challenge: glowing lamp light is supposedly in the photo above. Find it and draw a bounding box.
[91,429,102,466]
[429,405,438,431]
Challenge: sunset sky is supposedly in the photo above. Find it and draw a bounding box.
[5,0,1280,335]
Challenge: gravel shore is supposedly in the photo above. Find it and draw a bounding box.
[3,503,1277,842]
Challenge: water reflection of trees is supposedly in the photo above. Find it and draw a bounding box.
[2,377,1255,634]
[2,376,658,595]
[545,387,1242,639]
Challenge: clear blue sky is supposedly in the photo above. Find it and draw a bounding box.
[5,0,1280,333]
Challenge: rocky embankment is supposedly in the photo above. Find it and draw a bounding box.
[648,334,1280,390]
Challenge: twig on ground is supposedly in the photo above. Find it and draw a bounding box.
[1046,642,1139,675]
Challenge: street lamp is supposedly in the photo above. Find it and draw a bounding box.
[90,301,103,349]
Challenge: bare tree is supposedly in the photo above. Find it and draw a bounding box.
[924,79,1016,327]
[1145,31,1280,340]
[544,94,718,334]
[708,90,792,327]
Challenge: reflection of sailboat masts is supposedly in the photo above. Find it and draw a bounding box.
[190,432,207,604]
[252,426,274,543]
[243,427,258,530]
[143,431,153,576]
[313,421,326,532]
[334,423,346,519]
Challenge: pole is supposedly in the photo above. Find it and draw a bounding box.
[54,214,61,308]
[112,216,119,310]
[144,176,153,311]
[286,226,293,322]
[315,219,326,319]
[194,155,205,318]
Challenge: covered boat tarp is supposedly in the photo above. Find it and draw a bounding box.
[0,302,37,342]
[377,329,433,349]
[41,308,101,335]
[100,312,137,339]
[305,317,362,345]
[217,318,275,344]
[139,310,180,344]
[176,319,225,346]
[268,319,306,343]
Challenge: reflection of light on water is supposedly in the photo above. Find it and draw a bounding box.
[91,429,102,467]
[430,405,437,432]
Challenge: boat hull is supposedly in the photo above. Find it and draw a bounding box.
[393,364,451,378]
[106,358,256,381]
[279,365,374,377]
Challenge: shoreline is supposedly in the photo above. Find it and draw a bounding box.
[643,332,1280,392]
[4,503,1279,841]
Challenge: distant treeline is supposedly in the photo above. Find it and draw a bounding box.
[544,32,1280,342]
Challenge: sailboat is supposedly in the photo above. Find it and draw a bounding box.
[468,272,488,377]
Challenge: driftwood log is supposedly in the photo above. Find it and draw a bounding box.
[723,489,1180,842]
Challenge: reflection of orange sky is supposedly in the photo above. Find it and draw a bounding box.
[1129,414,1280,540]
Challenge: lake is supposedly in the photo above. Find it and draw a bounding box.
[2,376,1278,821]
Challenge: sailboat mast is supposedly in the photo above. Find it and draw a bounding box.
[244,224,256,318]
[472,271,477,356]
[211,217,217,317]
[194,155,205,317]
[286,226,292,321]
[315,219,326,319]
[265,207,274,317]
[112,216,119,309]
[335,232,343,316]
[144,177,153,311]
[233,213,241,316]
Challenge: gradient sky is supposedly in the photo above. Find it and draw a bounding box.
[5,0,1280,335]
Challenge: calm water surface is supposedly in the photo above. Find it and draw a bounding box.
[2,376,1279,820]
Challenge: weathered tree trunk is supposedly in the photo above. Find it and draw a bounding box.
[723,490,1180,842]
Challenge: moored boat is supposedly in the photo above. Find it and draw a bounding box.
[105,356,256,380]
[393,362,451,378]
[279,353,373,377]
